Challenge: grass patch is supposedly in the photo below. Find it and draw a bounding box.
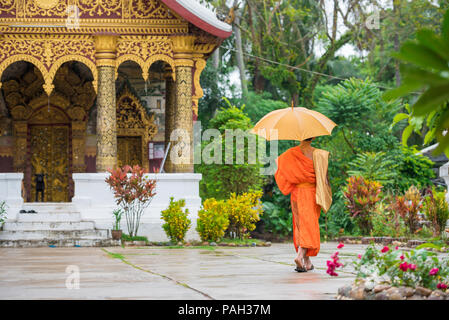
[219,238,264,245]
[121,234,149,242]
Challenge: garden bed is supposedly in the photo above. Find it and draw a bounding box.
[335,236,449,252]
[337,280,448,300]
[120,237,272,248]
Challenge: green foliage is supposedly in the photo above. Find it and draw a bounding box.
[0,200,7,227]
[423,187,449,237]
[161,197,191,243]
[196,198,230,242]
[261,201,292,237]
[352,245,449,290]
[240,91,288,124]
[121,234,148,243]
[198,59,236,127]
[320,191,357,238]
[196,98,265,200]
[224,191,263,239]
[112,208,123,231]
[260,186,292,237]
[347,152,398,188]
[343,176,383,235]
[390,146,435,192]
[384,9,449,157]
[371,200,407,238]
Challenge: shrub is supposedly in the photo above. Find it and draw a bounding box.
[347,152,398,188]
[112,208,123,231]
[105,165,157,237]
[161,197,191,243]
[327,243,449,292]
[121,234,148,243]
[196,98,265,200]
[225,191,263,239]
[343,176,382,235]
[260,201,292,237]
[423,187,449,237]
[0,200,7,227]
[196,198,229,242]
[403,186,422,235]
[372,199,407,238]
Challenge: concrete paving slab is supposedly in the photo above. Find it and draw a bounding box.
[0,242,378,300]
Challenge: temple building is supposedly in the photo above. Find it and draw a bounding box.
[0,0,232,246]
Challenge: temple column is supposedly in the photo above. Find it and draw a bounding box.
[170,35,195,173]
[94,34,117,172]
[164,69,176,173]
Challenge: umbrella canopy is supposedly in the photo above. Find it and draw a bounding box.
[250,106,337,141]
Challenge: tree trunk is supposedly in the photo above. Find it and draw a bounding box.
[212,47,220,70]
[393,0,401,87]
[233,6,248,99]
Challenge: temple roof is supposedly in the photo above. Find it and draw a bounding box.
[161,0,232,39]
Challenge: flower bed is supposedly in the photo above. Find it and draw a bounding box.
[337,280,448,300]
[329,242,449,300]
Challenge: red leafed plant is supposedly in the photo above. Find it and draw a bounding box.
[105,165,157,237]
[343,176,382,235]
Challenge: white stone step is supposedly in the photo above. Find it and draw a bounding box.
[0,229,109,241]
[3,221,96,231]
[0,239,121,248]
[17,212,82,222]
[21,203,79,212]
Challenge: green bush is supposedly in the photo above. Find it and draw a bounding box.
[423,187,449,237]
[371,199,407,238]
[121,234,148,242]
[261,201,292,237]
[225,191,263,239]
[196,98,265,200]
[0,200,7,227]
[196,198,229,242]
[161,197,191,243]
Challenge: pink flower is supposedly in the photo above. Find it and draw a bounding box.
[437,283,448,290]
[395,246,399,250]
[330,251,339,259]
[381,246,389,253]
[357,254,362,259]
[337,243,344,249]
[429,268,439,276]
[409,264,417,271]
[400,255,405,260]
[399,262,409,272]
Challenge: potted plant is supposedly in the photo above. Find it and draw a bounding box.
[0,200,7,231]
[105,165,157,238]
[111,208,123,240]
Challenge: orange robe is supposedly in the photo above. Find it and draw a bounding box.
[275,146,322,256]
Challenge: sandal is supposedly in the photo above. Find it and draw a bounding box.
[294,257,307,273]
[295,266,307,272]
[307,265,314,271]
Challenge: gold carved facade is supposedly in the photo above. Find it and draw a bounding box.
[116,86,157,169]
[0,0,224,200]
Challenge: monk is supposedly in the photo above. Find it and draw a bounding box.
[274,137,332,272]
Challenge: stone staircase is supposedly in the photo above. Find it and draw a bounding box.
[0,203,120,247]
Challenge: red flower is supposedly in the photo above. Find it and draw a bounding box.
[437,283,448,290]
[395,246,399,250]
[381,246,389,253]
[429,268,439,276]
[400,255,405,260]
[337,243,344,249]
[399,262,412,272]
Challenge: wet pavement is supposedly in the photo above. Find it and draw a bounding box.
[0,242,366,300]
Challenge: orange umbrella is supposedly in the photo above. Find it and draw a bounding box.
[250,104,337,141]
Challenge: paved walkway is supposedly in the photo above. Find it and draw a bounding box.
[0,242,365,300]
